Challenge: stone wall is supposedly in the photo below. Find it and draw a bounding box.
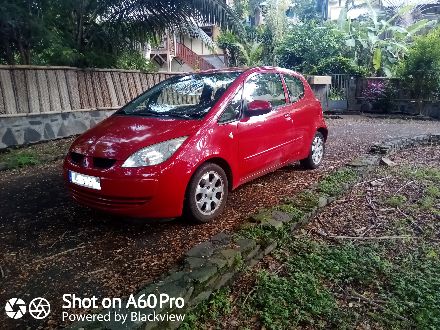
[0,109,115,148]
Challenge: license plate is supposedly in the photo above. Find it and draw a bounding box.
[69,170,101,190]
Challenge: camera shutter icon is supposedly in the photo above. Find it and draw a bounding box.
[5,298,27,319]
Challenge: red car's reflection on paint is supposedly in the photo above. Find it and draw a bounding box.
[63,66,328,223]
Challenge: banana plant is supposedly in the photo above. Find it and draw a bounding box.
[339,0,435,76]
[236,41,263,66]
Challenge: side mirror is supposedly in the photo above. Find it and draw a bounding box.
[245,100,272,117]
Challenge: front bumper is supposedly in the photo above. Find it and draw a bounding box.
[64,162,188,218]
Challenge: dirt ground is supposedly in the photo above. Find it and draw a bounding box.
[184,145,439,330]
[0,116,439,328]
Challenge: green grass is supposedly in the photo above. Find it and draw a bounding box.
[419,185,440,212]
[179,288,231,330]
[181,163,439,330]
[401,166,440,183]
[252,269,339,329]
[0,150,40,168]
[184,239,440,329]
[318,168,359,197]
[0,138,71,170]
[385,194,407,208]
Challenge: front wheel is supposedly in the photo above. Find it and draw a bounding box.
[184,163,228,223]
[300,131,325,169]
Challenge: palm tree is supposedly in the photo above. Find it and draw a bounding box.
[0,0,242,65]
[112,0,242,34]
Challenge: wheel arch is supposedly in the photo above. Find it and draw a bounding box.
[317,127,328,141]
[202,157,234,191]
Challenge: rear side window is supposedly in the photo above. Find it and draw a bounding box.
[243,73,286,107]
[283,75,305,103]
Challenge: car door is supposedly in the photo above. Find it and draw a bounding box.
[237,72,294,180]
[282,74,309,158]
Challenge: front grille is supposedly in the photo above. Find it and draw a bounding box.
[70,152,116,169]
[70,152,84,165]
[93,157,116,169]
[69,186,149,210]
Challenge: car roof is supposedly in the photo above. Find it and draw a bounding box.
[197,66,304,78]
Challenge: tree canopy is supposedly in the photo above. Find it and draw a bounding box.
[0,0,242,67]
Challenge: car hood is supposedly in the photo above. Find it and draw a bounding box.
[71,115,202,160]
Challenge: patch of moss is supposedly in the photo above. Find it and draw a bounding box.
[318,168,359,197]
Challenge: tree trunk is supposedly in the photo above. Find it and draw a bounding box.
[76,0,85,52]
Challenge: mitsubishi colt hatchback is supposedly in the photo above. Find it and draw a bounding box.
[64,66,328,223]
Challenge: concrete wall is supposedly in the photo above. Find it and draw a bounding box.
[0,66,179,116]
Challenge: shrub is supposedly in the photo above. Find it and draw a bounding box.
[397,27,440,100]
[275,22,349,74]
[116,51,157,72]
[361,79,397,113]
[312,56,366,76]
[216,31,243,67]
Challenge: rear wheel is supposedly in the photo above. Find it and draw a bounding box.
[300,131,325,169]
[184,163,228,223]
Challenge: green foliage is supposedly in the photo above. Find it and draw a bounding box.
[402,166,440,183]
[385,194,407,208]
[340,1,435,76]
[397,27,440,100]
[289,0,322,22]
[251,238,440,329]
[313,56,367,75]
[179,288,231,329]
[290,190,319,212]
[0,0,242,67]
[418,185,440,211]
[328,87,345,101]
[252,269,339,328]
[275,22,348,73]
[217,30,263,66]
[0,0,52,65]
[385,245,440,328]
[217,30,241,65]
[3,151,39,168]
[116,51,157,72]
[318,168,358,197]
[233,0,249,21]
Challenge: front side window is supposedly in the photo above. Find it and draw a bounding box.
[243,73,286,108]
[284,75,305,103]
[117,72,241,119]
[218,87,243,123]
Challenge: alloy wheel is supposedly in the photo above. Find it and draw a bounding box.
[194,170,225,216]
[311,135,324,165]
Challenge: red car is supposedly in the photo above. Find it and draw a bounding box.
[64,66,327,223]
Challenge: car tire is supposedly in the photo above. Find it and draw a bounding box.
[300,131,325,169]
[184,163,228,223]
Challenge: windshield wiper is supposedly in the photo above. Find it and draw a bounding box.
[166,111,194,119]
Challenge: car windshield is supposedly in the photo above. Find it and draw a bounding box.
[117,72,241,119]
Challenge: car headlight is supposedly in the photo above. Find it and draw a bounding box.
[122,136,187,168]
